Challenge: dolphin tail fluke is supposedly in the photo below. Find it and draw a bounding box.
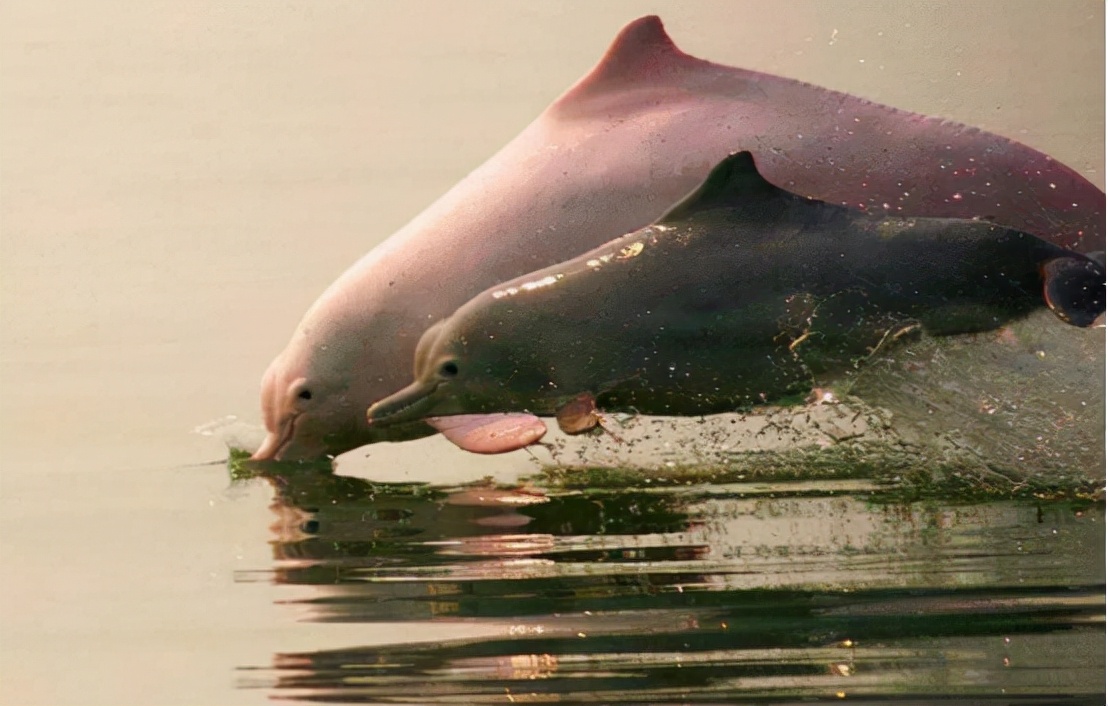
[1042,254,1106,327]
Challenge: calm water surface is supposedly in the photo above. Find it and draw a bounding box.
[1,2,1103,704]
[233,467,1104,703]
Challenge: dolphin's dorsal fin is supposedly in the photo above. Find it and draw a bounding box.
[658,151,788,223]
[589,16,683,80]
[552,16,695,110]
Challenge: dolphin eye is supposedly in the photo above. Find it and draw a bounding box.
[298,389,313,401]
[440,361,459,378]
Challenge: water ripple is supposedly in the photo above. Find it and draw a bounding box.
[236,466,1104,703]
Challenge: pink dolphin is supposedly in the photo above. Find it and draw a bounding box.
[254,15,1104,462]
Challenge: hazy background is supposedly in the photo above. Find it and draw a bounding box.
[1,1,1102,704]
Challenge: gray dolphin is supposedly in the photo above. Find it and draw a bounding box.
[366,152,1105,436]
[255,16,1103,461]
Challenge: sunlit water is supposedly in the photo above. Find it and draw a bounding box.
[234,467,1103,703]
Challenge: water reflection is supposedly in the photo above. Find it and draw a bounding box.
[237,464,1104,703]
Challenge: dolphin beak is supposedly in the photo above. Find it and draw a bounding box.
[250,413,299,461]
[251,431,283,461]
[367,380,440,427]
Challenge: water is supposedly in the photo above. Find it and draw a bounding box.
[234,467,1104,703]
[1,2,1103,704]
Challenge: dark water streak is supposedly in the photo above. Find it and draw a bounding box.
[235,465,1104,704]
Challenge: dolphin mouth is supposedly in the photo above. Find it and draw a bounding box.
[251,412,301,461]
[367,381,441,427]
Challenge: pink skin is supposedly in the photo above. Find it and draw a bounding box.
[254,15,1103,461]
[426,414,548,454]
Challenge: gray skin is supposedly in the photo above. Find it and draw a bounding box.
[367,152,1105,428]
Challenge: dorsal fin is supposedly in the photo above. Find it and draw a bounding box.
[589,16,683,80]
[657,151,788,223]
[551,16,695,110]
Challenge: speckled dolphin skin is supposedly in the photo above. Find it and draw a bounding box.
[255,15,1103,461]
[366,152,1104,434]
